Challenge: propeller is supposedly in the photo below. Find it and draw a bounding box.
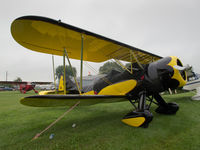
[174,64,192,71]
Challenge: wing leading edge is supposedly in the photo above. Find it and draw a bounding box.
[11,15,162,63]
[20,95,127,107]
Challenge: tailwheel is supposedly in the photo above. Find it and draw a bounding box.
[122,110,153,128]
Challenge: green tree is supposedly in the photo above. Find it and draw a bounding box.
[13,77,22,82]
[99,61,123,74]
[56,65,77,79]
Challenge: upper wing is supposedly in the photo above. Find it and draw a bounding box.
[11,15,162,63]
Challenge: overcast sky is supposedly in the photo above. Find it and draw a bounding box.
[0,0,200,81]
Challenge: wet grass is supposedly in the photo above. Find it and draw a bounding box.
[0,91,199,150]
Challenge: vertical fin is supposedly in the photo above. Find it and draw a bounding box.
[59,75,64,91]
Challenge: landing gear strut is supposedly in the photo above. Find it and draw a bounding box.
[122,91,153,128]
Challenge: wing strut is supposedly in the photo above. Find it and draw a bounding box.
[64,48,81,94]
[130,51,144,70]
[52,55,57,93]
[63,50,67,94]
[130,51,133,74]
[114,59,132,74]
[80,34,84,91]
[112,50,144,75]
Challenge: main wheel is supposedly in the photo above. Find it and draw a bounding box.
[155,102,179,114]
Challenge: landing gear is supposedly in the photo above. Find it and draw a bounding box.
[122,92,179,128]
[154,93,179,115]
[122,91,153,128]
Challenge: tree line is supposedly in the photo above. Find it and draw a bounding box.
[56,61,125,79]
[11,61,126,82]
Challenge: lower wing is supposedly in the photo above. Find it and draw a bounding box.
[20,95,127,107]
[21,79,137,107]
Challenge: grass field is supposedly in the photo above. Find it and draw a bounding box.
[0,91,200,150]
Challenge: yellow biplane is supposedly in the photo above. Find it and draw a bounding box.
[11,16,189,127]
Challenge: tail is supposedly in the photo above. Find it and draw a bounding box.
[58,75,64,91]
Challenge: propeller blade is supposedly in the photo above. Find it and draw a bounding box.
[174,64,192,71]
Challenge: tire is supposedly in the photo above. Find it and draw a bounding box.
[155,102,179,114]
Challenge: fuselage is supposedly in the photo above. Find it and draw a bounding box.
[93,56,187,98]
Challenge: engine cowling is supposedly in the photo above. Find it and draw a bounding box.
[146,56,187,92]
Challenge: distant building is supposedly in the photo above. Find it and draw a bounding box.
[76,74,105,87]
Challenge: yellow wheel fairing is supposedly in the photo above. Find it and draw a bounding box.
[167,56,187,87]
[121,117,145,127]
